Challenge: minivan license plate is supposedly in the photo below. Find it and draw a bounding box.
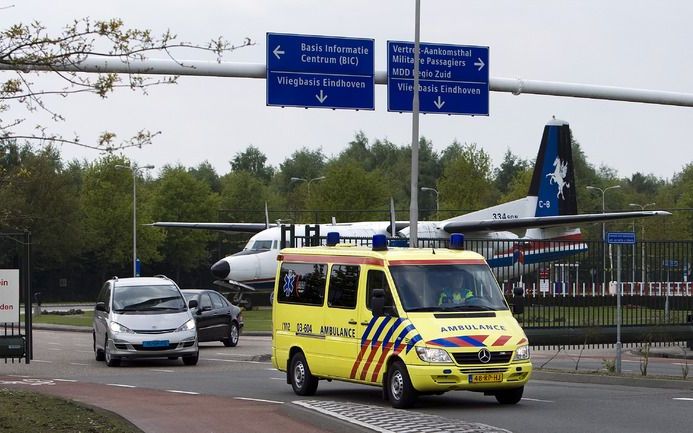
[143,340,169,348]
[469,373,503,383]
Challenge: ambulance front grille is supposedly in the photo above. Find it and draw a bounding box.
[452,351,512,365]
[459,367,508,374]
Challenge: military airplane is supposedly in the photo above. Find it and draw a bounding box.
[151,119,669,306]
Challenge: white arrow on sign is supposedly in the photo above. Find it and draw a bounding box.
[316,89,328,103]
[433,96,445,109]
[474,57,485,71]
[273,45,285,60]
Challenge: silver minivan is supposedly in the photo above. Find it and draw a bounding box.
[92,275,199,366]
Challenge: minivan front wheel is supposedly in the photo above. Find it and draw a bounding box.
[94,332,104,361]
[104,338,120,367]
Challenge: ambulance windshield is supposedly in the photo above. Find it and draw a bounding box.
[389,264,508,312]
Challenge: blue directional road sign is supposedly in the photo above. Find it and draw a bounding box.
[607,232,636,245]
[267,33,374,110]
[387,41,489,115]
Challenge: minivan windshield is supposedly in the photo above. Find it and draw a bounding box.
[389,264,508,312]
[112,284,187,313]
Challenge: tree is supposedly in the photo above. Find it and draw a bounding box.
[151,165,220,282]
[494,150,529,195]
[312,161,389,221]
[230,145,274,184]
[438,143,495,216]
[1,18,251,151]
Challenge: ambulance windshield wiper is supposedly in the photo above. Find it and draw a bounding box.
[438,305,496,312]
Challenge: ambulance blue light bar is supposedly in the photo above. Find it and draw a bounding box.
[372,234,388,251]
[326,232,340,246]
[449,233,465,250]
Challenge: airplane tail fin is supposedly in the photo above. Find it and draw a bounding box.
[529,118,577,217]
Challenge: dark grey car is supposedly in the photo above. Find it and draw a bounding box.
[181,289,243,347]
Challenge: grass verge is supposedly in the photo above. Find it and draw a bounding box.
[0,388,141,433]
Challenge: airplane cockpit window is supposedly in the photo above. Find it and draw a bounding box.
[251,240,273,251]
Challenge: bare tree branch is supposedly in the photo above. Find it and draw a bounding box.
[1,17,253,152]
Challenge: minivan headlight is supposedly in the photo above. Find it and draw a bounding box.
[514,345,530,361]
[176,319,196,332]
[415,347,453,363]
[109,321,134,334]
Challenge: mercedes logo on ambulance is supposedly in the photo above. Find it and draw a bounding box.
[478,348,492,363]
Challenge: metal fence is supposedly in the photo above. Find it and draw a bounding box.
[291,232,693,348]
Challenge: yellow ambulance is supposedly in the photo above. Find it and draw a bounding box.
[271,233,531,408]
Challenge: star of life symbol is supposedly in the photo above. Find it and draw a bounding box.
[283,271,296,297]
[546,156,570,200]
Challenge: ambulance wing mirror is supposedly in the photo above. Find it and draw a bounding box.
[371,289,385,318]
[512,285,524,315]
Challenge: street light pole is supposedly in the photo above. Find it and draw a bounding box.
[629,202,655,286]
[586,185,621,289]
[420,187,439,218]
[290,176,325,220]
[116,163,155,277]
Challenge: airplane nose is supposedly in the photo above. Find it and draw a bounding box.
[211,259,230,279]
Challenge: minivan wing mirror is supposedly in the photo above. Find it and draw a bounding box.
[188,299,198,309]
[371,289,385,318]
[95,301,106,312]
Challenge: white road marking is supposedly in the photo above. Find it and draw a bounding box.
[522,397,554,403]
[150,369,174,373]
[270,377,284,380]
[53,379,78,382]
[8,375,31,378]
[107,383,136,388]
[204,358,264,364]
[47,342,61,346]
[77,350,93,354]
[234,396,282,404]
[672,362,691,366]
[69,363,88,366]
[47,348,63,351]
[166,390,199,395]
[621,360,641,363]
[32,360,52,363]
[673,397,693,401]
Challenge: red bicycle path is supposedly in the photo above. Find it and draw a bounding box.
[0,376,343,433]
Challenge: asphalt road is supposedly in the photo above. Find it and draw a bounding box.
[2,330,693,433]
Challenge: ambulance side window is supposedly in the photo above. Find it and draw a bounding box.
[277,262,327,306]
[366,270,396,316]
[327,265,359,309]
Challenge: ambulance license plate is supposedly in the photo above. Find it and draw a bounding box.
[142,340,169,348]
[469,373,503,383]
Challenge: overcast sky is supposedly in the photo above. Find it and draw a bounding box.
[6,1,693,180]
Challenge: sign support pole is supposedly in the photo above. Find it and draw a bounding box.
[616,244,622,374]
[409,0,421,247]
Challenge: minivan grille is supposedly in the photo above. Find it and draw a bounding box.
[452,351,513,365]
[134,329,176,334]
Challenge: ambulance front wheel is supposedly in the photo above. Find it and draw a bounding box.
[290,352,319,396]
[494,386,524,404]
[387,360,417,409]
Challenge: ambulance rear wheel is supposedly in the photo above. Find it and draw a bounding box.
[495,386,524,404]
[387,360,417,409]
[290,352,318,396]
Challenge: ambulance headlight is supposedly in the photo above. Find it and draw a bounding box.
[415,347,452,363]
[514,345,530,361]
